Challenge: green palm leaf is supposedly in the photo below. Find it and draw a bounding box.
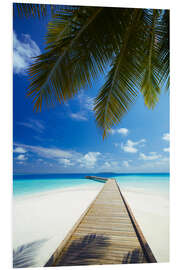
[94,9,144,138]
[14,3,66,18]
[158,10,170,91]
[27,7,125,111]
[14,3,48,18]
[95,9,169,137]
[24,6,169,137]
[140,9,165,108]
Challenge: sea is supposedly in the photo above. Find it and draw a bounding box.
[13,172,169,198]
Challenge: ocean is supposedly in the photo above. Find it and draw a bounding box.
[13,173,169,197]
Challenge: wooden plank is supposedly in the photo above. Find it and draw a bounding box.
[44,178,157,266]
[115,181,157,263]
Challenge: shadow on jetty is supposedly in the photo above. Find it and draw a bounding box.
[47,233,148,267]
[13,239,47,268]
[122,248,145,264]
[48,234,110,266]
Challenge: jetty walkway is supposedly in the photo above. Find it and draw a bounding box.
[45,177,156,266]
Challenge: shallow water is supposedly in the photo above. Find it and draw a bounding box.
[13,173,169,197]
[13,175,103,197]
[116,173,169,197]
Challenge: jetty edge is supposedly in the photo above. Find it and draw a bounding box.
[45,176,156,266]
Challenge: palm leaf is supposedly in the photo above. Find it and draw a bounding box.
[158,10,170,91]
[94,9,144,138]
[140,9,166,108]
[27,7,124,111]
[24,6,169,137]
[14,3,48,18]
[95,9,169,137]
[14,3,66,18]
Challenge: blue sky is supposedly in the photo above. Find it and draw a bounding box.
[13,7,169,174]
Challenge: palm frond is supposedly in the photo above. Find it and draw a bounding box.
[94,9,144,138]
[14,3,48,18]
[27,7,124,111]
[14,3,71,18]
[139,9,167,108]
[158,10,170,91]
[24,6,169,137]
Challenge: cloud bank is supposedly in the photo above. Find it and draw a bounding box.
[13,31,41,75]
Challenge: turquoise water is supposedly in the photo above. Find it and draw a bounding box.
[13,173,169,197]
[116,174,169,196]
[13,178,102,197]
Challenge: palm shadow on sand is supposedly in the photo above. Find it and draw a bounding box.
[13,239,48,268]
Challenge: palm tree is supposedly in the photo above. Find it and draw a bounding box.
[14,3,56,18]
[14,4,169,138]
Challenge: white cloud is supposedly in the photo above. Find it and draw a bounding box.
[14,143,101,170]
[18,119,45,133]
[69,92,95,122]
[139,152,161,160]
[163,147,170,152]
[14,143,124,171]
[31,146,72,159]
[78,152,101,168]
[59,158,74,167]
[104,161,111,168]
[77,92,94,111]
[14,143,73,159]
[16,154,27,161]
[121,139,146,153]
[13,31,41,75]
[69,112,88,121]
[123,161,130,167]
[100,160,119,171]
[162,133,170,141]
[110,128,129,136]
[14,147,27,154]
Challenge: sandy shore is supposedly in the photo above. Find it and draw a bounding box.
[13,183,103,267]
[120,186,169,262]
[13,182,169,267]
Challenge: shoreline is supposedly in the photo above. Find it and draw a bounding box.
[13,181,169,267]
[13,182,103,202]
[13,183,103,267]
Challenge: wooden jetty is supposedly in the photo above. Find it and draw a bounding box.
[85,176,109,181]
[45,177,156,267]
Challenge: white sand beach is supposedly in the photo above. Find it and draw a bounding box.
[13,183,103,267]
[120,186,169,262]
[13,182,169,267]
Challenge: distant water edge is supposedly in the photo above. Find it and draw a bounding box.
[13,172,169,180]
[13,173,169,197]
